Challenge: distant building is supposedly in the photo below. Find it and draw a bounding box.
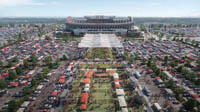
[65,15,141,36]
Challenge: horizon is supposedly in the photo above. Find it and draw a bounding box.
[0,0,200,17]
[1,16,200,18]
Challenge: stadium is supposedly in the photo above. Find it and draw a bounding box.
[65,15,141,36]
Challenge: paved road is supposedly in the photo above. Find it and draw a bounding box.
[131,76,153,112]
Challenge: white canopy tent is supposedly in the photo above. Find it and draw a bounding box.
[121,108,128,112]
[113,73,119,79]
[116,89,125,96]
[84,88,89,92]
[118,96,127,107]
[115,82,120,85]
[85,84,90,88]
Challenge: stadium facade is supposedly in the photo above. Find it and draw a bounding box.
[65,15,141,36]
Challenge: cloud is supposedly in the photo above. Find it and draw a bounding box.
[50,1,60,5]
[0,0,44,7]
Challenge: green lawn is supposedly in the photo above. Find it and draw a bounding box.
[80,63,122,69]
[85,48,114,60]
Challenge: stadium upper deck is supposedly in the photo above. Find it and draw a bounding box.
[65,16,135,36]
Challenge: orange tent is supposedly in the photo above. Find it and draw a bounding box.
[81,93,88,103]
[59,79,65,83]
[198,72,200,77]
[51,91,58,96]
[115,84,120,88]
[168,66,172,71]
[155,77,161,80]
[60,76,65,79]
[12,82,19,87]
[81,104,87,110]
[108,70,115,74]
[0,75,3,79]
[87,71,96,78]
[87,72,91,78]
[83,78,90,84]
[2,72,8,76]
[114,79,119,82]
[162,68,166,71]
[25,74,31,78]
[148,69,153,73]
[192,94,199,99]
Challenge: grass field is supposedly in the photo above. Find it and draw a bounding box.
[85,48,114,60]
[80,64,122,69]
[86,77,116,112]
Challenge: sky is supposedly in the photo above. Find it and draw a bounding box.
[0,0,200,17]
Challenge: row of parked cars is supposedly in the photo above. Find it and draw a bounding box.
[39,62,78,111]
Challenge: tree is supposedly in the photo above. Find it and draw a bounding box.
[44,56,53,68]
[195,78,200,87]
[15,67,22,75]
[0,60,3,67]
[195,42,199,47]
[191,40,196,45]
[173,88,184,102]
[164,56,168,66]
[155,68,161,76]
[7,61,13,68]
[189,72,197,82]
[31,79,37,87]
[180,38,183,42]
[55,59,60,65]
[42,67,50,74]
[141,59,146,65]
[129,56,134,64]
[196,58,200,67]
[171,59,178,67]
[23,60,29,69]
[184,98,197,111]
[62,54,68,60]
[30,54,37,62]
[17,33,23,42]
[30,54,37,66]
[38,73,45,80]
[185,37,190,43]
[124,52,129,59]
[12,56,18,62]
[22,87,32,95]
[166,79,174,88]
[172,37,176,41]
[8,71,17,80]
[45,36,51,40]
[147,60,152,67]
[0,80,8,89]
[8,100,18,112]
[177,66,183,73]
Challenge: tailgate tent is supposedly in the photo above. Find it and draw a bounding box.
[81,93,88,103]
[118,96,127,107]
[81,104,87,110]
[113,73,119,79]
[83,78,91,84]
[116,89,125,96]
[51,91,58,96]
